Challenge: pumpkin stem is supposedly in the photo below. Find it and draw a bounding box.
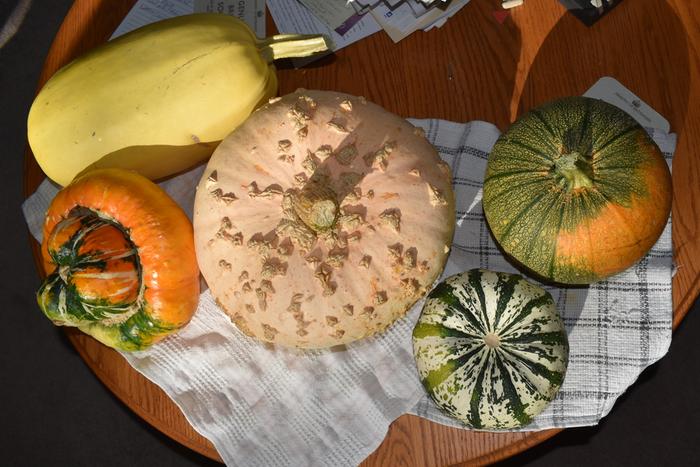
[257,34,332,62]
[554,152,594,190]
[293,181,340,232]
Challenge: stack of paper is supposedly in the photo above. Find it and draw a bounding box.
[112,0,266,38]
[267,0,381,63]
[367,0,472,40]
[267,0,471,53]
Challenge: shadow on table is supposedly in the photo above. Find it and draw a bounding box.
[495,0,691,463]
[275,0,523,128]
[516,0,690,137]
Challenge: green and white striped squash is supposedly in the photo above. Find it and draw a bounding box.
[483,96,672,284]
[412,269,569,429]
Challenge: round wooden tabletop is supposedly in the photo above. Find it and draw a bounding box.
[24,0,700,465]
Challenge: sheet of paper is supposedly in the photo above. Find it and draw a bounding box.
[370,0,470,42]
[421,0,463,31]
[193,0,266,37]
[111,0,194,38]
[298,0,357,31]
[111,0,265,39]
[584,76,670,132]
[267,0,381,66]
[335,13,366,36]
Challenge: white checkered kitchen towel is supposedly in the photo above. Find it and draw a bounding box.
[22,118,675,466]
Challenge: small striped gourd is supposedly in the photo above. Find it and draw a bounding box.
[413,269,569,429]
[37,169,200,351]
[483,96,672,284]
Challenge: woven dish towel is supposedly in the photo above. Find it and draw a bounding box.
[22,118,675,466]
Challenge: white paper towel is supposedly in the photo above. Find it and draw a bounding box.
[23,119,675,466]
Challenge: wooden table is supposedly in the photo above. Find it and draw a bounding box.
[24,0,700,465]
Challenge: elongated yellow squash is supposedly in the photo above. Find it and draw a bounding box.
[27,14,330,186]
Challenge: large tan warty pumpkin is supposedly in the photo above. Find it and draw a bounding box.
[194,90,455,348]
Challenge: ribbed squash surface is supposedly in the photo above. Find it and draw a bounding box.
[483,97,671,284]
[38,169,200,351]
[413,269,569,429]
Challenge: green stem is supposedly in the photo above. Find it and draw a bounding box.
[554,152,594,190]
[257,34,332,62]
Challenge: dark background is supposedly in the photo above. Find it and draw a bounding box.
[1,1,698,465]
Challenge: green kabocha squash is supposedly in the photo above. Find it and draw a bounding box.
[483,96,672,284]
[413,269,569,429]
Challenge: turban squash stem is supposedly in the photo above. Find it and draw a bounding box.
[37,168,200,351]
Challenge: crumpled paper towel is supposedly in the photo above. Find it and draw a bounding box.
[22,117,674,466]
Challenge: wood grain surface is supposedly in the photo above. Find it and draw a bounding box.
[23,0,700,465]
